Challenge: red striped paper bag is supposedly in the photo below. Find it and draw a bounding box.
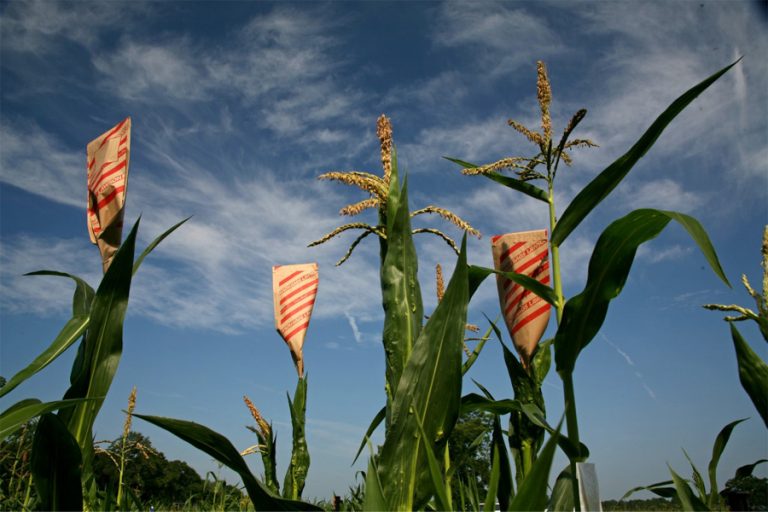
[273,263,319,378]
[87,117,131,273]
[491,230,551,368]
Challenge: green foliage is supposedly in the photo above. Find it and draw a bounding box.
[0,420,36,510]
[283,377,310,500]
[730,324,768,428]
[723,475,768,512]
[134,413,320,511]
[30,413,83,511]
[447,411,494,507]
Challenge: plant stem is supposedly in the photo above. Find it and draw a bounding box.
[548,180,583,511]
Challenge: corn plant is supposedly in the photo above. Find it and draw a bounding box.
[450,59,739,510]
[0,217,187,509]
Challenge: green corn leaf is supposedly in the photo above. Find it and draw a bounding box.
[444,157,549,203]
[735,459,768,479]
[551,59,740,246]
[376,235,468,510]
[532,339,553,387]
[0,272,95,399]
[549,466,576,511]
[0,315,89,399]
[620,480,676,501]
[30,413,83,512]
[283,376,310,500]
[508,423,561,512]
[491,414,514,510]
[669,465,710,511]
[380,153,423,424]
[555,209,730,375]
[468,265,558,305]
[484,443,501,512]
[132,216,191,275]
[134,413,321,511]
[730,323,768,428]
[413,409,452,512]
[0,398,88,439]
[462,320,494,375]
[363,453,387,512]
[708,418,748,507]
[352,405,386,465]
[58,218,140,467]
[682,448,707,501]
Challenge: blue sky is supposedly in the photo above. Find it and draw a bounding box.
[1,0,767,502]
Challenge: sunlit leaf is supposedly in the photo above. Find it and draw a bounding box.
[730,323,768,428]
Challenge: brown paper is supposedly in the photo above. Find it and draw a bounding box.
[87,117,131,273]
[273,263,319,378]
[491,230,551,368]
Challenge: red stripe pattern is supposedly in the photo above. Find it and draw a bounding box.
[273,263,319,377]
[87,118,130,244]
[492,230,551,365]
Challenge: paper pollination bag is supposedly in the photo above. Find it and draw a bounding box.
[491,230,551,368]
[273,263,319,378]
[87,117,131,273]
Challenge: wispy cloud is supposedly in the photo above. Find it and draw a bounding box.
[601,334,656,400]
[343,312,364,345]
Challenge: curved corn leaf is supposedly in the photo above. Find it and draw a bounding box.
[468,265,557,305]
[363,452,386,511]
[132,216,191,275]
[134,413,321,511]
[490,414,513,511]
[730,323,768,428]
[735,459,768,479]
[283,376,310,500]
[669,465,709,511]
[352,405,386,465]
[413,409,451,512]
[708,418,747,507]
[31,413,83,511]
[58,218,139,467]
[555,209,730,375]
[508,423,561,511]
[620,480,676,501]
[0,272,94,399]
[0,398,88,439]
[550,465,576,511]
[682,448,707,501]
[551,59,740,246]
[380,153,423,424]
[377,236,468,510]
[0,315,89,399]
[444,157,549,203]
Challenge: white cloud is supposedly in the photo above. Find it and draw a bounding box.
[0,123,83,208]
[617,178,704,213]
[343,312,363,345]
[432,3,562,75]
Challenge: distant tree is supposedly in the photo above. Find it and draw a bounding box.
[722,475,768,511]
[602,497,681,510]
[93,431,206,507]
[0,420,36,510]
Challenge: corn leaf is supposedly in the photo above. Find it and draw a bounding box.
[730,323,768,428]
[131,216,191,275]
[550,466,576,511]
[735,459,768,479]
[134,413,321,511]
[380,151,423,424]
[0,398,88,439]
[468,265,558,305]
[555,209,730,375]
[707,418,747,508]
[620,480,677,501]
[508,423,560,511]
[444,157,549,203]
[283,376,310,500]
[376,235,468,510]
[413,409,452,512]
[58,218,139,469]
[491,414,513,510]
[669,466,709,511]
[551,59,740,246]
[352,405,386,465]
[30,413,83,511]
[363,454,387,511]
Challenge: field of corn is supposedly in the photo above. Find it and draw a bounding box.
[1,58,766,512]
